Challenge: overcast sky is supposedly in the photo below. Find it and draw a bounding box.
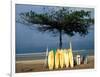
[15,4,94,54]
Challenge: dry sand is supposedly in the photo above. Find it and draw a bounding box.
[16,55,94,73]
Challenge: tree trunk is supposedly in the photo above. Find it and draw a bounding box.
[59,30,62,49]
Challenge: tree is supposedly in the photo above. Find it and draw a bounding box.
[18,7,94,49]
[62,10,94,49]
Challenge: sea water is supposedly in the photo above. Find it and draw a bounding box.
[16,49,94,61]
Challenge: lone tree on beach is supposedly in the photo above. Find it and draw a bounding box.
[18,7,94,49]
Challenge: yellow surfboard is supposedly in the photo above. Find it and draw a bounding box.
[48,50,54,70]
[63,49,69,68]
[59,49,64,68]
[68,48,74,68]
[55,49,60,69]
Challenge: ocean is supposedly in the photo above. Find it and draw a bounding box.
[16,49,94,61]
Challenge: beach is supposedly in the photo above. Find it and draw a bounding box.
[16,52,94,73]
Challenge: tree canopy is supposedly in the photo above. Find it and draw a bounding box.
[18,7,94,48]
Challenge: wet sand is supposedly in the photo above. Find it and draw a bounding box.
[16,55,94,73]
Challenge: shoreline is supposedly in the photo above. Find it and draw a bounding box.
[16,49,94,55]
[16,51,94,61]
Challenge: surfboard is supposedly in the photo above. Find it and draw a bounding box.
[63,49,69,68]
[53,49,56,66]
[55,49,60,69]
[48,50,54,70]
[59,49,64,68]
[44,47,48,67]
[68,48,74,68]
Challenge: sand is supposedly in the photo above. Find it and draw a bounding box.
[16,55,94,73]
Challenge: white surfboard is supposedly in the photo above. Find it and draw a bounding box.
[48,50,54,70]
[68,48,74,68]
[63,49,69,68]
[59,49,64,68]
[55,49,60,69]
[44,47,48,67]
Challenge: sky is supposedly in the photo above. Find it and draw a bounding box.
[15,4,94,54]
